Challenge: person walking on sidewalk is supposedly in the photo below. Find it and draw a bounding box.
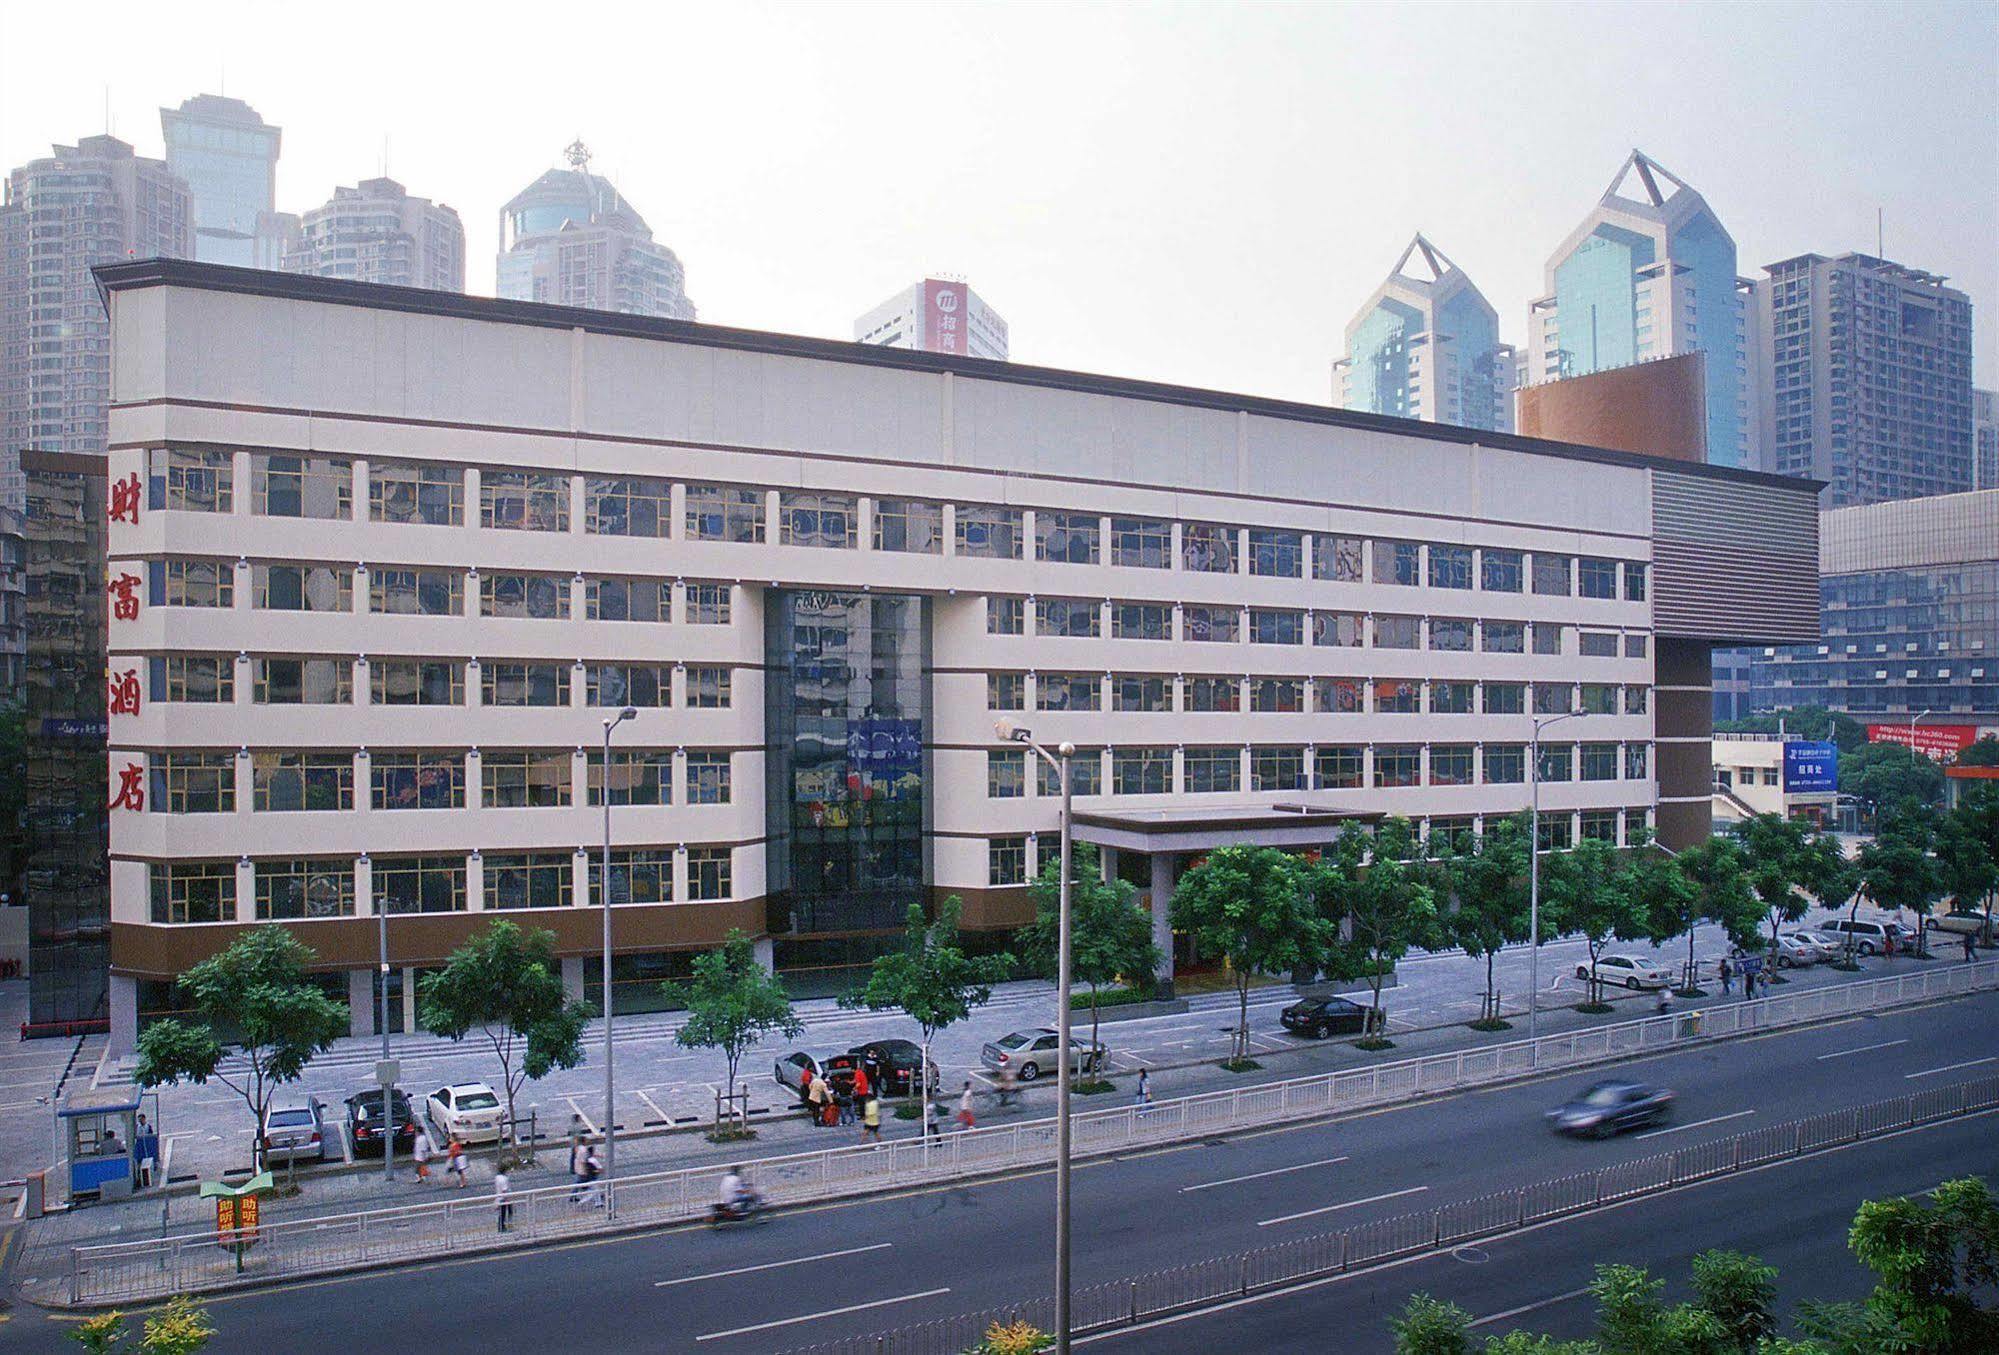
[806,1072,829,1128]
[579,1144,604,1209]
[1134,1067,1151,1114]
[836,1078,856,1127]
[1717,955,1732,995]
[861,1094,882,1143]
[925,1094,945,1139]
[568,1133,588,1203]
[1965,931,1978,964]
[413,1126,433,1183]
[957,1079,977,1131]
[446,1138,468,1188]
[494,1164,512,1233]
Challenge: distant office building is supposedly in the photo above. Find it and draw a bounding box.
[1334,235,1513,432]
[495,142,694,319]
[0,503,22,694]
[1757,253,1973,507]
[855,278,1010,360]
[1974,389,1997,491]
[1,447,21,515]
[1527,151,1755,468]
[160,95,286,268]
[284,178,465,292]
[1,136,192,461]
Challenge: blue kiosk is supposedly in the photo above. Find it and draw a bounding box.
[58,1087,142,1202]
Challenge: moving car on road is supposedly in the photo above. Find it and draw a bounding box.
[1280,995,1372,1039]
[425,1082,505,1145]
[1546,1079,1674,1138]
[344,1088,418,1157]
[1576,955,1670,990]
[980,1028,1106,1082]
[261,1096,329,1165]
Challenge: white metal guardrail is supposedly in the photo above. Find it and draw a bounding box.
[782,1073,1999,1355]
[63,957,1999,1305]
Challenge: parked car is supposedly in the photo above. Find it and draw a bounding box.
[1546,1079,1674,1138]
[1818,918,1897,956]
[1783,931,1844,964]
[1281,995,1372,1039]
[1575,955,1670,990]
[980,1028,1106,1082]
[425,1082,505,1145]
[344,1088,418,1157]
[774,1051,854,1101]
[849,1038,938,1097]
[262,1095,329,1165]
[1771,933,1821,969]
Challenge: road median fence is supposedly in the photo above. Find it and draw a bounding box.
[59,957,1999,1306]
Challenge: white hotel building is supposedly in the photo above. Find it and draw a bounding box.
[94,261,1819,1050]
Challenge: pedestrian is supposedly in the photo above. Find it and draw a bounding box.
[1717,956,1732,995]
[996,1064,1018,1108]
[134,1113,159,1188]
[1134,1067,1151,1113]
[1655,985,1673,1016]
[494,1164,512,1233]
[925,1094,944,1139]
[446,1138,468,1188]
[413,1126,433,1183]
[1965,931,1978,964]
[837,1079,855,1128]
[851,1063,871,1103]
[580,1145,604,1209]
[861,1094,881,1143]
[957,1079,977,1131]
[568,1132,588,1203]
[805,1072,827,1127]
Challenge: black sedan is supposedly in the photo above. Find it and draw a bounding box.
[849,1039,937,1097]
[1546,1079,1674,1138]
[1280,996,1371,1039]
[344,1089,419,1156]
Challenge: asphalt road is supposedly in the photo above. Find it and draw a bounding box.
[9,989,1994,1354]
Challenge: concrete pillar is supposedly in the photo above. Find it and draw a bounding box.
[108,974,139,1057]
[752,937,776,974]
[1149,852,1175,998]
[347,970,373,1039]
[401,967,418,1035]
[1099,845,1119,885]
[561,956,585,1003]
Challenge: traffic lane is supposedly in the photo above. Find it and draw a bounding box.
[1089,1110,1999,1354]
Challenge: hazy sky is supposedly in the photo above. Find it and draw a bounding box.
[4,1,1995,399]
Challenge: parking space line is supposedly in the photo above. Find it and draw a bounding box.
[1817,1038,1908,1061]
[634,1089,670,1126]
[696,1288,950,1341]
[1181,1155,1349,1193]
[563,1097,598,1134]
[656,1242,893,1288]
[1906,1057,1997,1080]
[1633,1109,1755,1140]
[1257,1185,1428,1227]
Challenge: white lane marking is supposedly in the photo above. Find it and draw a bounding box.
[1906,1057,1997,1080]
[695,1288,951,1341]
[1182,1155,1349,1193]
[1469,1286,1597,1328]
[656,1242,893,1288]
[1817,1038,1909,1061]
[1257,1185,1429,1227]
[1633,1110,1756,1140]
[563,1097,598,1133]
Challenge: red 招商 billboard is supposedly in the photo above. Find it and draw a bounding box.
[924,278,967,356]
[1867,723,1982,761]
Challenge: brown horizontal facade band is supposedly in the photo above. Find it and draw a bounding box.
[109,835,771,864]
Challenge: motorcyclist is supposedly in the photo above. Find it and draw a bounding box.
[715,1165,762,1222]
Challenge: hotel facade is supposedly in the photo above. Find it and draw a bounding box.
[94,261,1819,1050]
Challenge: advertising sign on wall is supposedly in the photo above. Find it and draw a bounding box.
[1782,740,1838,793]
[923,278,968,356]
[1866,723,1985,761]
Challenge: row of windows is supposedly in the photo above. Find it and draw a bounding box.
[143,449,1648,596]
[985,741,1650,797]
[143,656,733,708]
[146,847,735,923]
[990,673,1649,717]
[144,749,736,813]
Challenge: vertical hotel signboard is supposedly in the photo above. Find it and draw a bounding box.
[1782,741,1838,794]
[924,278,968,356]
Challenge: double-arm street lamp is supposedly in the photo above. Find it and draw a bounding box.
[993,718,1076,1355]
[601,706,639,1201]
[1528,708,1585,1049]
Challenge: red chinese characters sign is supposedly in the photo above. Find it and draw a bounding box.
[924,278,968,356]
[109,472,141,524]
[108,668,142,716]
[107,572,141,622]
[1867,723,1983,761]
[109,762,145,812]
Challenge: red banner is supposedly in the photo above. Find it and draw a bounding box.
[1867,723,1980,761]
[924,278,968,356]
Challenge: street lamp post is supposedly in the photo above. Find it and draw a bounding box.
[377,898,394,1183]
[601,706,639,1205]
[1909,708,1931,760]
[995,719,1075,1355]
[1529,709,1585,1050]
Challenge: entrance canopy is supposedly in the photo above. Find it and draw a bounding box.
[1070,802,1379,855]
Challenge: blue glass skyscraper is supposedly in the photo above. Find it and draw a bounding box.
[1335,235,1513,432]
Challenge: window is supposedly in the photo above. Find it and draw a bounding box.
[1036,597,1100,638]
[586,576,670,623]
[780,491,857,548]
[1532,553,1572,596]
[151,753,235,813]
[1624,634,1648,659]
[1431,744,1475,786]
[370,567,462,616]
[483,572,570,620]
[1430,680,1475,714]
[987,596,1026,636]
[372,854,467,914]
[1112,603,1172,640]
[1247,529,1303,578]
[956,505,1022,559]
[482,662,570,708]
[989,837,1028,886]
[1112,676,1171,712]
[1580,683,1617,715]
[1183,747,1240,794]
[150,862,235,923]
[1250,677,1304,712]
[1538,817,1574,852]
[1532,623,1565,656]
[150,559,233,608]
[1537,745,1574,783]
[256,859,355,920]
[1182,605,1240,643]
[592,850,675,906]
[150,655,234,703]
[1578,558,1618,599]
[686,751,732,804]
[254,563,352,613]
[1037,673,1100,712]
[1580,743,1620,781]
[686,667,732,708]
[873,498,944,554]
[1428,545,1473,590]
[685,583,732,624]
[1186,677,1240,712]
[1374,614,1421,650]
[988,749,1025,797]
[149,448,232,513]
[1315,676,1365,713]
[483,750,572,808]
[1110,517,1172,569]
[1251,746,1305,791]
[372,659,464,706]
[1429,818,1477,854]
[254,658,352,704]
[1313,611,1364,647]
[1375,540,1422,586]
[588,750,675,807]
[1112,747,1173,795]
[1375,745,1421,787]
[1580,810,1619,844]
[1250,609,1304,645]
[1624,563,1648,602]
[1036,511,1100,565]
[1316,745,1364,789]
[685,485,764,542]
[580,662,670,709]
[252,454,351,519]
[1579,632,1619,658]
[485,852,574,909]
[1625,744,1650,780]
[1430,618,1474,652]
[1484,682,1526,715]
[1624,686,1649,716]
[253,752,353,811]
[1482,620,1525,654]
[481,470,570,532]
[1484,745,1525,784]
[370,461,462,526]
[371,752,465,810]
[1037,753,1102,797]
[1314,534,1363,582]
[988,672,1026,710]
[1182,523,1237,573]
[1374,679,1421,713]
[1533,682,1574,715]
[586,476,671,537]
[1481,549,1523,593]
[688,847,733,901]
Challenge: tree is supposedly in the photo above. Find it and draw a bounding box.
[1440,815,1531,1025]
[1629,839,1700,993]
[664,930,802,1131]
[1539,837,1640,1006]
[1734,815,1852,968]
[1839,743,1945,815]
[135,928,347,1168]
[1856,807,1945,957]
[418,919,593,1142]
[1689,1249,1779,1350]
[1955,736,1999,767]
[1716,704,1866,753]
[1389,1294,1472,1355]
[1315,820,1438,1043]
[1647,835,1758,991]
[1803,1177,1999,1353]
[1172,845,1334,1063]
[841,897,1013,1096]
[1018,843,1159,1058]
[1937,786,1999,932]
[139,1299,216,1355]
